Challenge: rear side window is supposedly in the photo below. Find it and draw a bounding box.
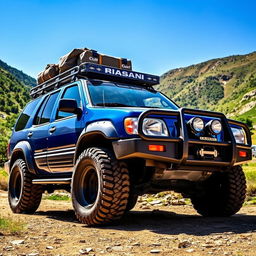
[15,98,40,131]
[34,92,59,125]
[34,96,49,125]
[56,85,81,120]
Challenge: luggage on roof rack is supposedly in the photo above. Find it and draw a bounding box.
[59,48,85,73]
[37,64,59,84]
[31,63,159,99]
[60,48,132,74]
[37,48,133,85]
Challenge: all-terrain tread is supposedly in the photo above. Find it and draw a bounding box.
[191,166,246,217]
[72,147,130,226]
[9,159,43,214]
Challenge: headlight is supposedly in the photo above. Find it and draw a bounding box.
[142,118,168,137]
[207,120,222,135]
[189,117,204,133]
[231,127,247,144]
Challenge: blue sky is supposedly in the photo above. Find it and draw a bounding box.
[0,0,255,78]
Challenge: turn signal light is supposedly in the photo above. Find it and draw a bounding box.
[148,145,165,152]
[239,151,247,157]
[124,118,138,135]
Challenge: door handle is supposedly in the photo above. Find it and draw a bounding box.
[49,126,56,133]
[27,131,33,138]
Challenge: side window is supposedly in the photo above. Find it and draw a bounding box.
[56,85,81,120]
[34,92,59,125]
[34,96,49,125]
[15,98,40,131]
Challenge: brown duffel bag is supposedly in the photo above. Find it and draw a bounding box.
[37,64,59,84]
[59,48,86,73]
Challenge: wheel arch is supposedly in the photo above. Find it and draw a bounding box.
[10,141,36,175]
[74,121,119,162]
[74,131,116,162]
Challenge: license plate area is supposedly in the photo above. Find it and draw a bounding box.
[198,146,218,160]
[188,144,232,162]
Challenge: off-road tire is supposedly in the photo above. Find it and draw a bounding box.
[71,147,130,226]
[126,194,138,211]
[8,159,43,213]
[190,166,246,217]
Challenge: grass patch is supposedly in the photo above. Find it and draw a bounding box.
[243,162,256,203]
[0,216,25,234]
[244,196,256,205]
[43,193,70,201]
[251,131,256,145]
[0,168,8,191]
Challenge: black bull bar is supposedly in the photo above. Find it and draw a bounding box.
[135,108,252,167]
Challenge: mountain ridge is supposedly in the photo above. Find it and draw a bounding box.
[158,51,256,126]
[0,59,36,87]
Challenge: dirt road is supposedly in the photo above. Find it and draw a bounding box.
[0,190,255,256]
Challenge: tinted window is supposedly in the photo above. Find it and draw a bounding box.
[57,85,81,120]
[34,92,59,125]
[34,96,49,125]
[88,81,178,110]
[15,98,40,131]
[40,92,59,124]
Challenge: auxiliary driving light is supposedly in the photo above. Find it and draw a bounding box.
[207,120,222,135]
[189,117,204,133]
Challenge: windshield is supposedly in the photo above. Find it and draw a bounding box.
[87,81,178,110]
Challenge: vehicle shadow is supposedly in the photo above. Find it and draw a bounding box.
[35,208,256,236]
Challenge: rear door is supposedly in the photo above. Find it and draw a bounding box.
[30,91,60,173]
[47,84,84,173]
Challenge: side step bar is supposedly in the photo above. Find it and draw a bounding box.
[32,178,71,185]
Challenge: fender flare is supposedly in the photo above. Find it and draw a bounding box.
[10,141,37,175]
[74,121,118,161]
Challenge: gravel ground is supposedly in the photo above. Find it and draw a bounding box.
[0,190,255,256]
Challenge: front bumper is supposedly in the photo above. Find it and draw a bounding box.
[113,138,251,167]
[113,108,252,168]
[4,160,10,173]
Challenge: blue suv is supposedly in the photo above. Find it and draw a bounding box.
[5,62,252,226]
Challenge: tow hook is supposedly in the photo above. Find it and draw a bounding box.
[198,147,218,158]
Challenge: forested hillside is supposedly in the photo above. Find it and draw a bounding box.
[0,59,36,87]
[158,52,256,126]
[0,62,33,164]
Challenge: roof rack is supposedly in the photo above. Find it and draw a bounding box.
[30,63,160,99]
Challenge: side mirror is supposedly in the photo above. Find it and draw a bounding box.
[58,99,81,115]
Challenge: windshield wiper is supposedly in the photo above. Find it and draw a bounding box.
[96,103,133,107]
